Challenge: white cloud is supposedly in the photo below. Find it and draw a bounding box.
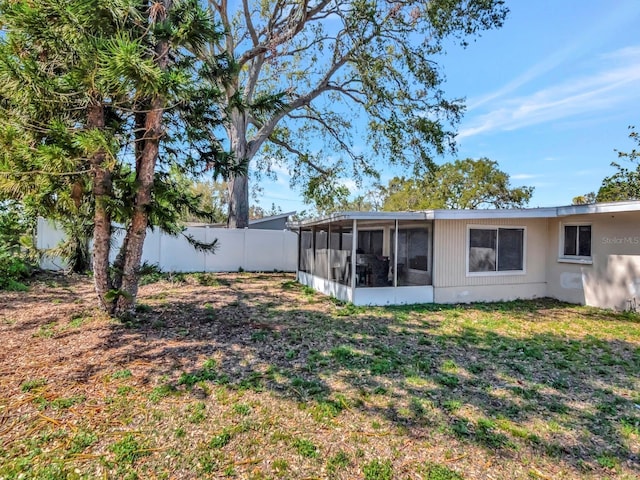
[468,2,640,111]
[269,163,291,178]
[467,43,581,111]
[458,46,640,139]
[529,181,556,188]
[511,173,540,180]
[259,190,299,202]
[337,178,359,192]
[600,45,640,60]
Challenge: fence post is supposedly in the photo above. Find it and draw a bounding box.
[243,228,248,271]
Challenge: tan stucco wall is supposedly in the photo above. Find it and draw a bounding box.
[546,211,640,309]
[434,283,547,304]
[432,218,548,303]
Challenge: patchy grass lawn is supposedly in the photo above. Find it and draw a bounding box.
[1,272,639,479]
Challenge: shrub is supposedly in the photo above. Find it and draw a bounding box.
[0,203,35,290]
[0,247,31,290]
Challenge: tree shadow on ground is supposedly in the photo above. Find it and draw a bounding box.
[63,279,640,476]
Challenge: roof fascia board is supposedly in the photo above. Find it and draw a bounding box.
[557,201,640,216]
[293,211,433,228]
[433,208,557,220]
[290,201,640,228]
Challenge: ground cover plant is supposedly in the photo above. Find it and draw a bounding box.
[1,272,639,479]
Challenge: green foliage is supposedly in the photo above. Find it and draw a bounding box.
[207,0,508,225]
[209,430,232,449]
[436,373,460,388]
[48,395,85,410]
[148,383,178,403]
[420,462,465,480]
[183,178,228,223]
[232,403,251,416]
[0,201,34,289]
[21,378,47,392]
[595,126,640,202]
[572,192,596,205]
[0,248,30,290]
[138,263,165,286]
[111,369,133,380]
[475,417,510,449]
[326,451,350,474]
[363,459,393,480]
[292,438,318,458]
[443,399,463,412]
[109,434,148,465]
[290,377,328,398]
[178,358,219,387]
[272,458,289,473]
[0,201,34,253]
[47,222,92,273]
[0,0,231,313]
[187,401,207,423]
[69,429,98,454]
[382,158,534,211]
[596,454,618,469]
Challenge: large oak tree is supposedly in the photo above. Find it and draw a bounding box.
[381,158,534,210]
[205,0,509,227]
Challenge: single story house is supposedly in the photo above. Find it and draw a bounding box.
[291,201,640,310]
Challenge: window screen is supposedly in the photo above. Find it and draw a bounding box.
[497,228,524,271]
[578,226,592,256]
[407,229,429,271]
[469,229,497,272]
[563,226,577,256]
[469,227,524,273]
[299,230,313,273]
[563,225,591,257]
[315,229,328,249]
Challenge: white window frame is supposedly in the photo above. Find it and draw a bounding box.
[466,225,527,277]
[558,222,592,264]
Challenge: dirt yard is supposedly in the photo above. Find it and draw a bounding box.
[1,272,639,479]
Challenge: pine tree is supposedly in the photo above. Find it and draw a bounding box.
[0,0,229,315]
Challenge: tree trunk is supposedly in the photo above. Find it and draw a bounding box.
[113,1,171,316]
[114,95,164,317]
[227,173,249,228]
[226,127,250,228]
[87,101,114,313]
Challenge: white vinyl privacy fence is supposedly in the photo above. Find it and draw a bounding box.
[37,218,298,272]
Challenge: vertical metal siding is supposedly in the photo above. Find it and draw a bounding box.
[433,218,548,288]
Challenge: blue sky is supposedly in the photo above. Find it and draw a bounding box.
[255,1,640,213]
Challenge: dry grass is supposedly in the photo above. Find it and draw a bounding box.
[1,272,639,479]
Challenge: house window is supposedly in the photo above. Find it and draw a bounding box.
[468,227,525,274]
[562,224,591,258]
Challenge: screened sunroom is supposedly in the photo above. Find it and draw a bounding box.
[294,212,434,305]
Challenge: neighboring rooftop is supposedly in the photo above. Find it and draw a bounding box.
[188,211,297,230]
